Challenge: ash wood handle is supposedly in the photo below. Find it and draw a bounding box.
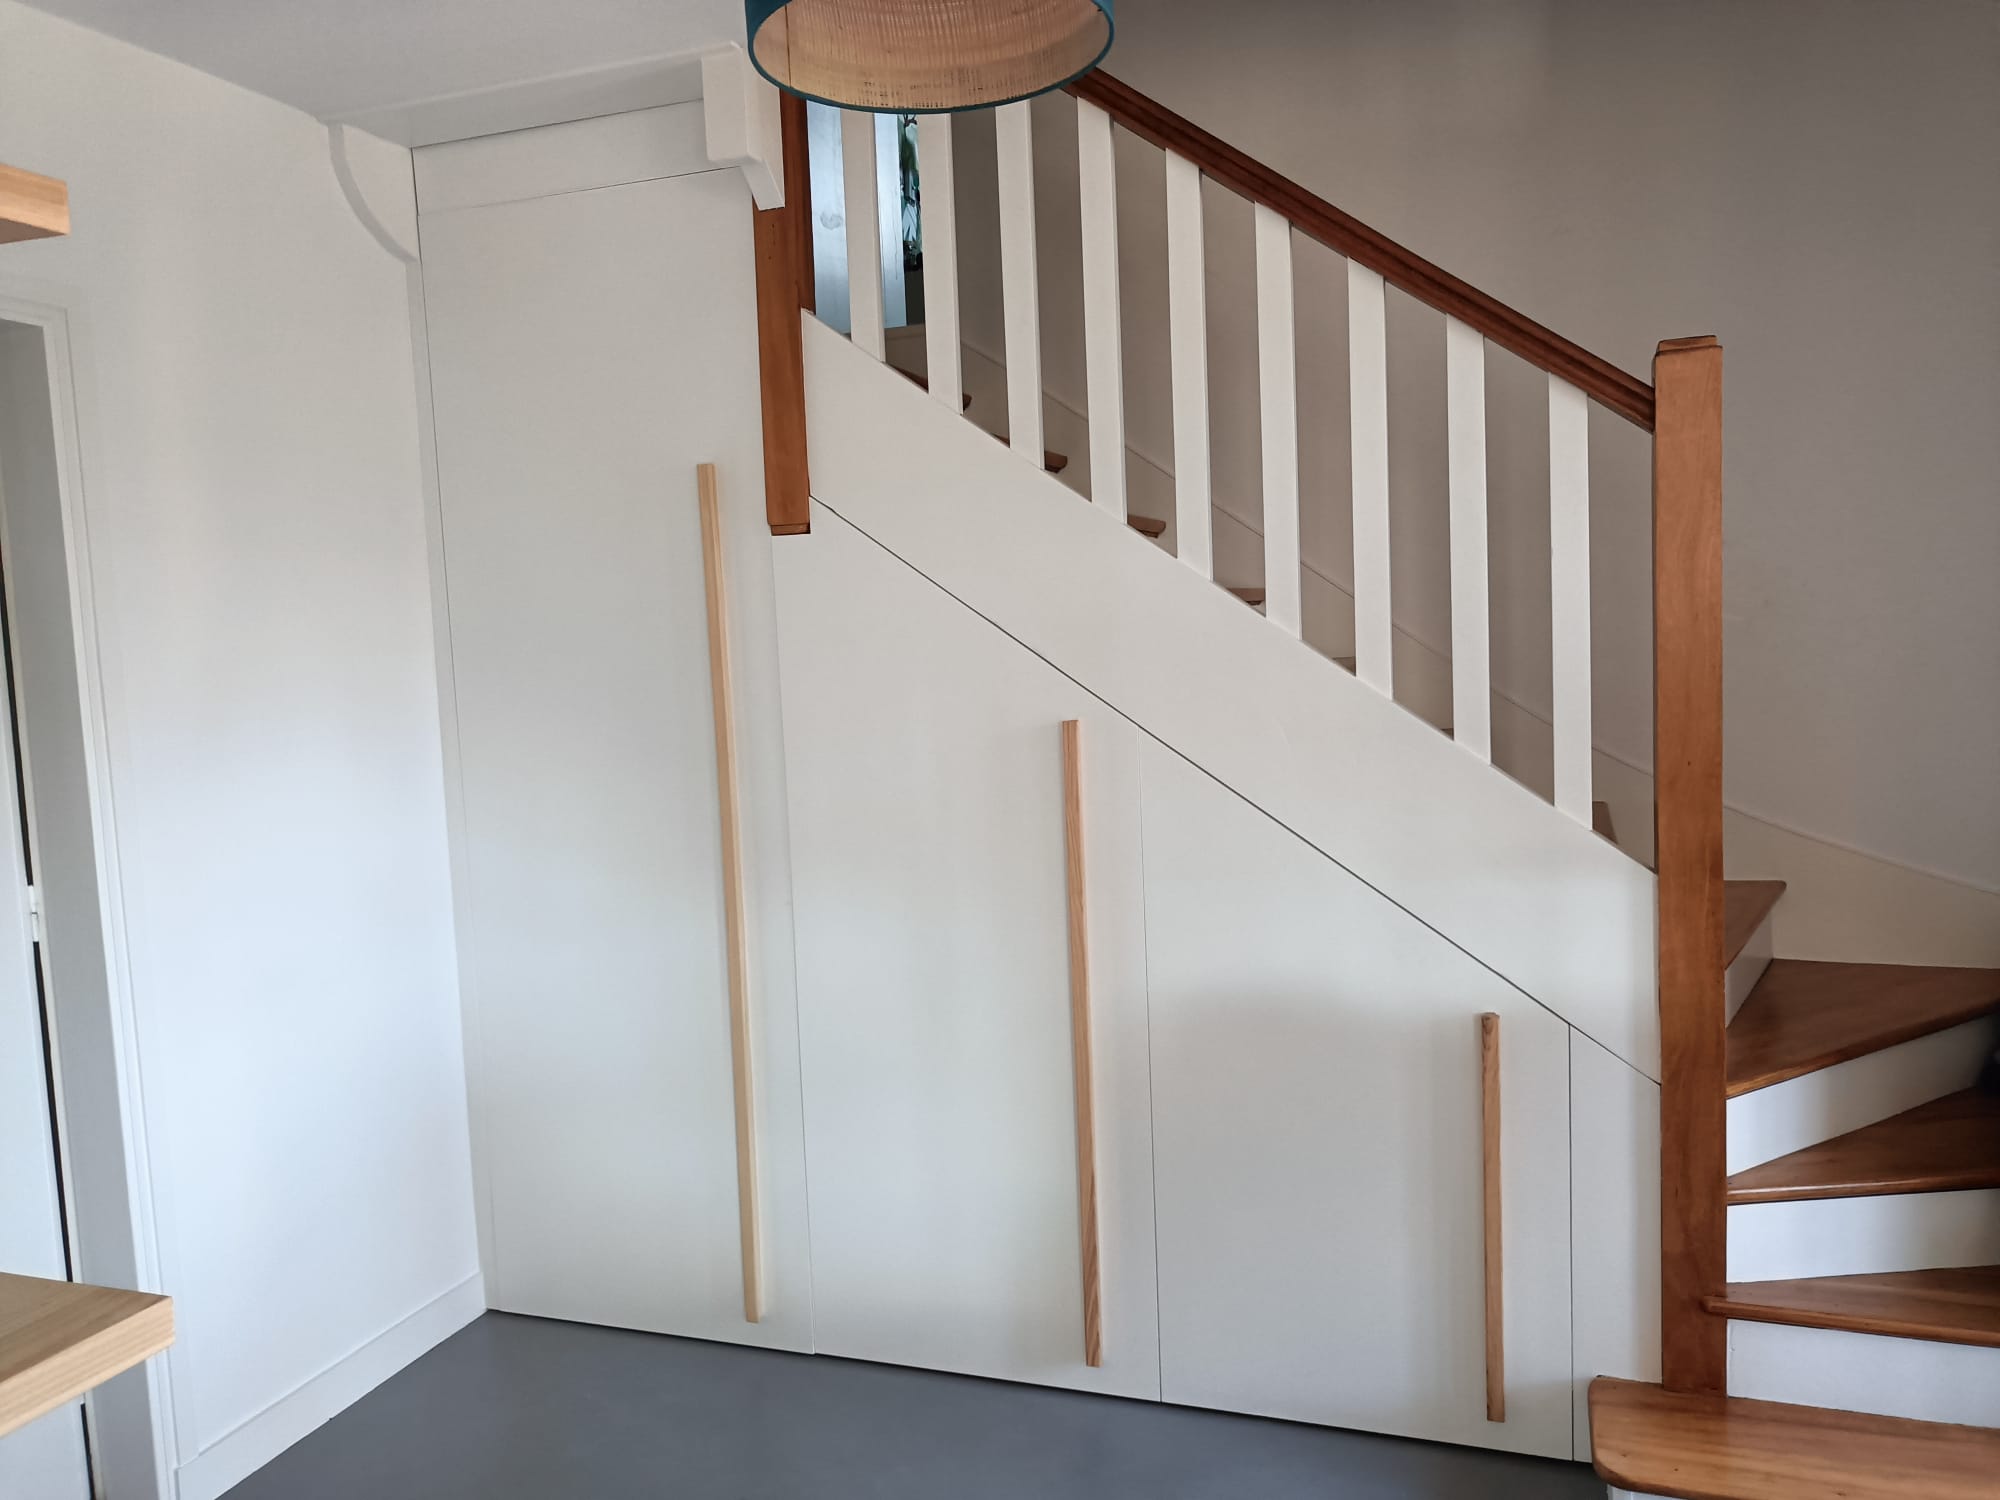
[1061,719,1104,1368]
[1480,1012,1505,1422]
[699,462,763,1322]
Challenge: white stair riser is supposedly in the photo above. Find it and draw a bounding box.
[1728,1189,2000,1281]
[1727,1015,1999,1174]
[1728,1321,2000,1428]
[1723,914,1772,1024]
[1608,1490,1673,1500]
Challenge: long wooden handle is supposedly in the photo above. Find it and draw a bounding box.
[1480,1012,1504,1421]
[1061,720,1104,1368]
[699,462,763,1323]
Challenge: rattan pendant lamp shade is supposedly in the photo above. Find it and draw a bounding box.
[746,0,1114,112]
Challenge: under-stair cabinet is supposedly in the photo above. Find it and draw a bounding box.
[418,103,1648,1467]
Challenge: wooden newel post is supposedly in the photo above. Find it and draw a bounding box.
[754,92,813,536]
[1652,334,1727,1394]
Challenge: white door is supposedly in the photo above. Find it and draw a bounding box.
[774,506,1160,1400]
[1141,741,1575,1459]
[0,650,90,1497]
[420,130,812,1347]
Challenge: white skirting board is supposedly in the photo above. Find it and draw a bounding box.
[171,1274,485,1500]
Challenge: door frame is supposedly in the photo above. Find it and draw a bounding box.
[0,281,173,1500]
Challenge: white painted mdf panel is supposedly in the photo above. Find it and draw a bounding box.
[1141,742,1572,1458]
[420,168,810,1349]
[773,503,1159,1399]
[1570,1033,1660,1461]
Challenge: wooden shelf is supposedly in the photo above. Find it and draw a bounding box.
[1726,960,2000,1097]
[1725,1089,2000,1205]
[1709,1266,2000,1350]
[0,1272,172,1439]
[1589,1376,2000,1499]
[0,164,69,245]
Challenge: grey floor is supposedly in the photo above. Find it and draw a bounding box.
[223,1313,1605,1498]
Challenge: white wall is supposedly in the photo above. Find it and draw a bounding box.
[939,0,1999,908]
[0,4,479,1495]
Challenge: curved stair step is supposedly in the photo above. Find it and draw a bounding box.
[1727,961,2000,1096]
[1228,585,1265,607]
[896,368,973,411]
[1126,513,1166,538]
[1708,1265,2000,1350]
[1589,1375,2000,1500]
[1725,1088,2000,1205]
[1724,880,1786,967]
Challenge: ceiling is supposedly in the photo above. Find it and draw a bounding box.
[19,0,743,123]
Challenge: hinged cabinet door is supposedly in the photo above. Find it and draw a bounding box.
[775,508,1159,1400]
[1141,742,1574,1458]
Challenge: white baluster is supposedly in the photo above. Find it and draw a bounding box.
[1255,205,1301,638]
[841,108,884,359]
[1077,99,1126,520]
[1347,261,1392,693]
[995,101,1044,465]
[916,114,961,413]
[1446,317,1491,760]
[1166,153,1212,578]
[1549,375,1593,824]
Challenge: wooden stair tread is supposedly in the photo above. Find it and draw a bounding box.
[1723,880,1786,968]
[0,1272,173,1439]
[1229,585,1266,606]
[1126,514,1166,538]
[1588,1375,2000,1500]
[1726,960,2000,1097]
[1592,799,1617,843]
[1708,1266,2000,1350]
[896,368,974,411]
[1725,1089,2000,1205]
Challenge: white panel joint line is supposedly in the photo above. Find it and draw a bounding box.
[840,108,885,360]
[698,463,763,1323]
[1060,720,1104,1369]
[995,102,1045,465]
[1445,317,1492,761]
[1548,375,1593,824]
[915,114,962,414]
[1165,153,1213,579]
[1254,205,1302,638]
[1347,261,1392,693]
[1076,100,1127,521]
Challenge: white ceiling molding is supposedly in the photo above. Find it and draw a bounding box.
[328,125,418,261]
[700,44,784,210]
[331,47,710,149]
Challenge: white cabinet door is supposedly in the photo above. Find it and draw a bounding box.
[1141,742,1574,1458]
[422,162,811,1349]
[774,505,1159,1400]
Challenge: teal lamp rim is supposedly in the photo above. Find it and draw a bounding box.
[744,0,1114,114]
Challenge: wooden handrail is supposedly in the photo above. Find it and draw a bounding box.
[1651,334,1726,1393]
[1066,71,1656,431]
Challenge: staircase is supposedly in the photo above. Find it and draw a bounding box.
[749,66,1999,1496]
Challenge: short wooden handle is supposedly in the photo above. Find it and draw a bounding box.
[1062,720,1104,1368]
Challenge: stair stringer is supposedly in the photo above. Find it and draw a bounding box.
[803,317,1660,1078]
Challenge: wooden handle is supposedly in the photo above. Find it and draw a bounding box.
[1061,720,1104,1368]
[1480,1012,1504,1421]
[699,462,763,1322]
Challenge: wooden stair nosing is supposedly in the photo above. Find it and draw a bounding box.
[1126,514,1166,538]
[1228,585,1266,607]
[1589,1375,2000,1500]
[1726,960,2000,1098]
[895,367,974,411]
[1707,1265,2000,1351]
[1724,1088,2000,1205]
[1723,879,1786,969]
